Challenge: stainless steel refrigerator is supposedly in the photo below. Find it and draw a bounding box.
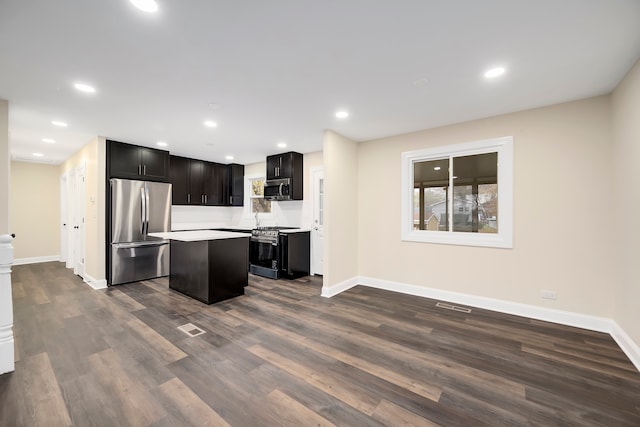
[109,178,172,285]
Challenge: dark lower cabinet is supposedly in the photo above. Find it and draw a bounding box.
[169,237,249,304]
[279,231,310,280]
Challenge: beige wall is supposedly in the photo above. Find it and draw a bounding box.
[9,162,61,260]
[612,59,640,345]
[324,130,359,288]
[0,100,8,235]
[356,96,616,318]
[60,136,106,282]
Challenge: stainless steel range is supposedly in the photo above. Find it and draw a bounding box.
[249,227,287,279]
[249,226,310,280]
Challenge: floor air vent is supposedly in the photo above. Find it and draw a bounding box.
[436,302,472,313]
[177,323,206,337]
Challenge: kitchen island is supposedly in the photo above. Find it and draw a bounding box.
[148,230,249,304]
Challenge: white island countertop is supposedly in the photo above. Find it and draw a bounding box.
[148,230,250,242]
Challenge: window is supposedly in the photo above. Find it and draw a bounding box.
[250,178,271,214]
[401,136,513,248]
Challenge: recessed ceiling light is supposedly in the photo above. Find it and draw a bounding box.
[277,142,287,148]
[434,166,441,171]
[484,67,506,79]
[335,111,349,119]
[225,155,234,160]
[52,120,68,127]
[130,0,158,13]
[204,120,217,128]
[33,153,44,157]
[42,138,55,143]
[156,141,168,147]
[73,83,96,93]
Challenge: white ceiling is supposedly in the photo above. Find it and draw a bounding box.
[1,0,639,165]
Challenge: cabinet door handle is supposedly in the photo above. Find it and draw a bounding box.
[229,196,233,205]
[138,165,142,175]
[143,165,146,175]
[188,194,191,203]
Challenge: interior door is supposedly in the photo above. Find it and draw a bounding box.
[60,174,68,263]
[311,168,324,275]
[74,165,86,279]
[66,170,75,269]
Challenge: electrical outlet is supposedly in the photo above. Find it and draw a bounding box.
[541,290,557,300]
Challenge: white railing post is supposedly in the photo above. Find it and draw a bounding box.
[0,234,15,375]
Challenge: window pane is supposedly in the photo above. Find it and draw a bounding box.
[251,179,271,213]
[424,186,448,231]
[252,197,271,213]
[251,179,265,197]
[413,159,449,231]
[451,152,497,233]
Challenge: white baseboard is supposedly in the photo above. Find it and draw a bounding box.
[610,321,640,372]
[323,275,640,372]
[83,273,107,290]
[321,276,359,297]
[12,255,60,266]
[0,340,15,375]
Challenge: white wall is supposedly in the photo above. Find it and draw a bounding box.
[353,96,616,318]
[10,161,60,261]
[232,151,323,229]
[0,100,8,235]
[59,137,106,284]
[612,59,640,347]
[324,130,359,289]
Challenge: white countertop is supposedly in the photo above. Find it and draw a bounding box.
[149,230,250,242]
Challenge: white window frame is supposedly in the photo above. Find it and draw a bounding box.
[401,136,513,248]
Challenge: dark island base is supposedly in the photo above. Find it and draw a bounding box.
[169,237,249,304]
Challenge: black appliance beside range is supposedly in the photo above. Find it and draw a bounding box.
[249,227,310,280]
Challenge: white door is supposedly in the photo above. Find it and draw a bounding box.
[66,170,75,269]
[311,168,324,275]
[60,174,68,263]
[73,165,86,279]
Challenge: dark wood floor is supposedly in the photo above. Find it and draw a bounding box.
[1,262,639,426]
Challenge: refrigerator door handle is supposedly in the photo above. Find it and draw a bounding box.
[144,186,150,235]
[140,186,146,235]
[112,241,170,249]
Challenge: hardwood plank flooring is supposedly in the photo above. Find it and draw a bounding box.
[1,262,639,426]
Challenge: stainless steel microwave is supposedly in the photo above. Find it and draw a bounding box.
[264,178,293,201]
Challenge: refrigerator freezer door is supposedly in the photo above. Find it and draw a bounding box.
[111,179,146,243]
[111,242,170,285]
[145,181,172,234]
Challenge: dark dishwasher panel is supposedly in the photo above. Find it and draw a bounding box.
[279,231,310,280]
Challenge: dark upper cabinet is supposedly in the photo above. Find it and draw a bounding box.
[170,156,240,206]
[169,156,190,204]
[203,162,227,206]
[228,164,244,206]
[107,140,170,182]
[266,151,303,200]
[189,159,206,204]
